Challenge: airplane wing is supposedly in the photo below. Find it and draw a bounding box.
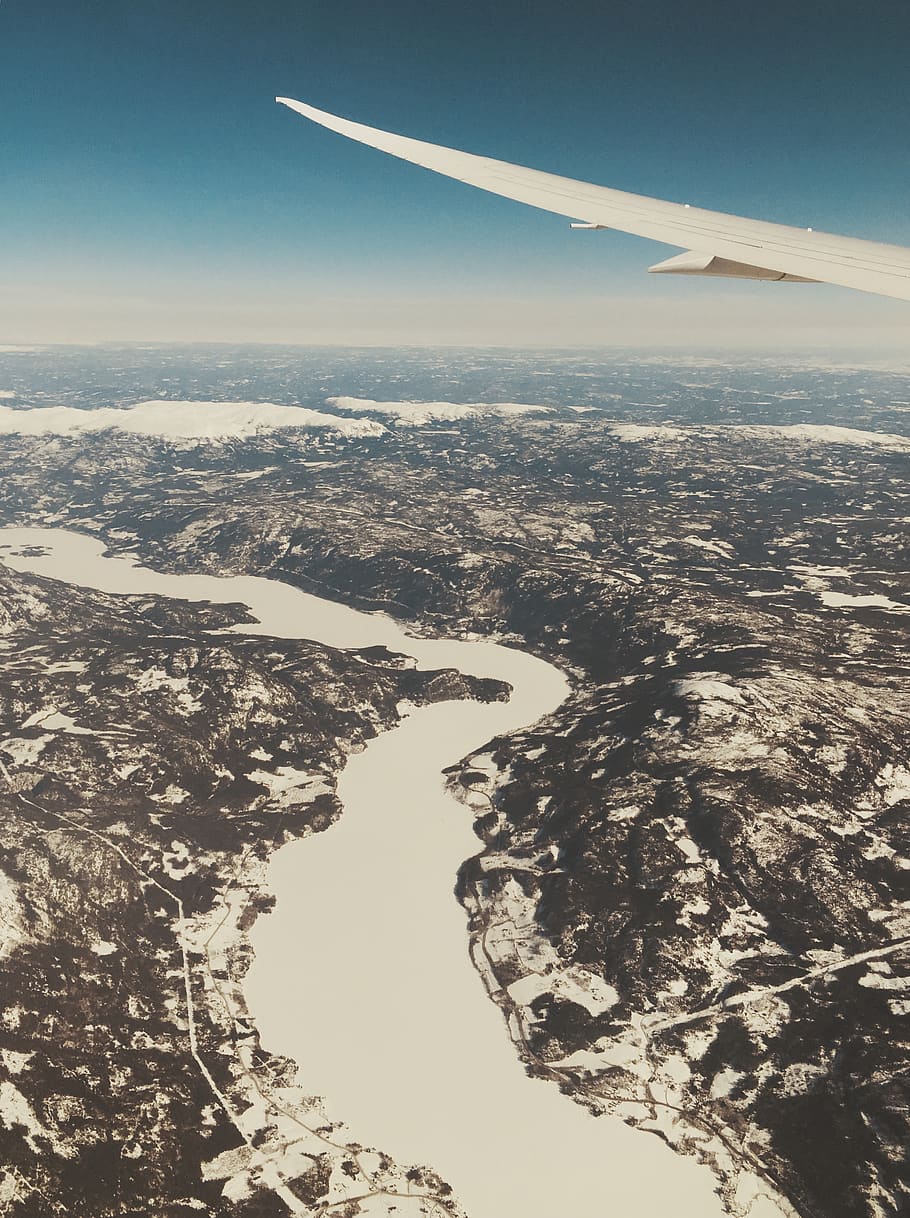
[276,97,910,302]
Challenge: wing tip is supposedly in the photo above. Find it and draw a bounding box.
[275,96,342,129]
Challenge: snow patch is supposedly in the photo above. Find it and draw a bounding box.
[46,660,89,674]
[21,707,93,734]
[0,1081,65,1156]
[674,675,745,708]
[610,424,689,442]
[0,400,386,441]
[875,764,910,807]
[326,395,549,427]
[0,734,53,766]
[1,1050,33,1075]
[819,591,909,613]
[554,1035,650,1080]
[0,872,29,959]
[136,667,203,714]
[609,422,910,452]
[681,535,735,559]
[248,766,324,801]
[508,965,619,1017]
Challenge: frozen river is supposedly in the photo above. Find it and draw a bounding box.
[0,526,732,1218]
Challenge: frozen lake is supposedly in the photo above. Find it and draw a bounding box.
[0,526,732,1218]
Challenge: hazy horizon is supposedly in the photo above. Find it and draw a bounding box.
[3,1,909,349]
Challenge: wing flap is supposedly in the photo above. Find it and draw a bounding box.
[648,251,818,283]
[276,97,910,302]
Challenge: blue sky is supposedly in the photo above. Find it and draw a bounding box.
[3,0,909,347]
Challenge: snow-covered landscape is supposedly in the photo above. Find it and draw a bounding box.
[0,345,907,1218]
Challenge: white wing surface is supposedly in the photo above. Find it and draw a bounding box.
[276,97,910,302]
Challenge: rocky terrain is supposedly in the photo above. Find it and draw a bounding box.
[0,554,498,1216]
[0,345,908,1217]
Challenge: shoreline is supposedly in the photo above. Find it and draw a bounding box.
[1,525,741,1218]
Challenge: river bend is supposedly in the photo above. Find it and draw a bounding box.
[0,526,729,1218]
